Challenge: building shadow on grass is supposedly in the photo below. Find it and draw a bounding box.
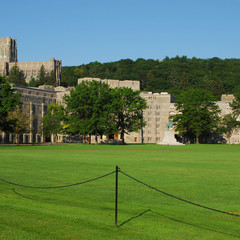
[118,209,240,239]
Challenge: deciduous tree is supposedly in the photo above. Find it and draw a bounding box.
[64,80,113,144]
[0,76,21,132]
[173,89,220,143]
[7,106,30,144]
[41,102,66,144]
[220,114,239,144]
[111,87,147,144]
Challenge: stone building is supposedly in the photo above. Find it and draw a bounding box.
[78,77,140,91]
[125,92,172,144]
[0,37,62,85]
[0,84,72,144]
[217,94,240,144]
[0,77,239,144]
[77,78,172,144]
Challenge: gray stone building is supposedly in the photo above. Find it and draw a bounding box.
[0,37,62,85]
[0,36,238,144]
[0,79,239,144]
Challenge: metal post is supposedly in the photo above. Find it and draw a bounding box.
[115,165,119,228]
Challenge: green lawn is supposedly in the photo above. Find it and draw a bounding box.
[0,144,240,240]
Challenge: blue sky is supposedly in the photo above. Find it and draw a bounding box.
[1,0,240,66]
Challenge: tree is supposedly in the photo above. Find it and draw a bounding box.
[64,80,113,144]
[28,77,39,87]
[37,65,47,85]
[41,102,65,144]
[220,95,240,144]
[74,64,87,78]
[111,87,147,144]
[0,75,21,132]
[220,114,239,144]
[7,106,30,144]
[173,89,220,144]
[46,70,56,86]
[230,97,240,118]
[8,64,26,85]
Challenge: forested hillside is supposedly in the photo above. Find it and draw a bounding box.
[62,56,240,100]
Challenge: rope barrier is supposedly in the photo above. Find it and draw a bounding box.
[119,170,240,217]
[1,166,239,219]
[0,171,116,189]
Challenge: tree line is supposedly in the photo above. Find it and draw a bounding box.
[62,56,240,99]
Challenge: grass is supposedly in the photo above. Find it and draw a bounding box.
[0,144,240,239]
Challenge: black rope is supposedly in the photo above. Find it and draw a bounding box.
[120,170,240,217]
[0,171,115,189]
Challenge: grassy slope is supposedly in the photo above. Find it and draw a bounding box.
[0,144,239,240]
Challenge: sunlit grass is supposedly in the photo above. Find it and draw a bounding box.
[0,144,239,239]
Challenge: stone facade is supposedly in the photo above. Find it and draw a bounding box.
[0,37,62,85]
[0,37,17,63]
[78,77,140,91]
[124,92,172,144]
[217,95,240,144]
[0,86,56,143]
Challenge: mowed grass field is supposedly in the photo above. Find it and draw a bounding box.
[0,144,240,240]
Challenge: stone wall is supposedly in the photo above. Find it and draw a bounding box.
[217,98,240,144]
[0,37,62,86]
[78,77,140,91]
[0,86,57,144]
[124,92,171,144]
[0,62,8,76]
[9,58,62,85]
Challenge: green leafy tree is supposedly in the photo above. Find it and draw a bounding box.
[220,114,239,144]
[7,106,30,144]
[219,95,240,143]
[111,87,147,144]
[0,75,21,132]
[173,89,220,144]
[41,102,65,144]
[8,64,26,85]
[168,68,179,87]
[64,80,113,144]
[178,72,189,89]
[230,97,240,118]
[74,65,87,78]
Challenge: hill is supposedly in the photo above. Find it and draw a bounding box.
[62,56,240,99]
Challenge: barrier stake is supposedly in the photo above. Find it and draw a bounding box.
[115,165,119,228]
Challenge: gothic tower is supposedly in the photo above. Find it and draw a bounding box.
[0,37,17,63]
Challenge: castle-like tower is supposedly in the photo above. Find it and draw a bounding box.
[0,37,62,85]
[0,37,17,63]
